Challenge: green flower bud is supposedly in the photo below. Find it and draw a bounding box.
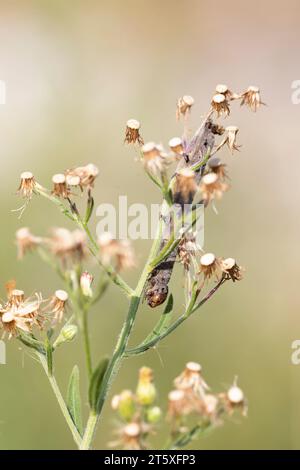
[112,390,135,422]
[53,324,78,348]
[136,367,157,406]
[146,406,162,424]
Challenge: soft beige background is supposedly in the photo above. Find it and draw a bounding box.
[0,0,299,449]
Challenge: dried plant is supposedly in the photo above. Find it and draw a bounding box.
[2,83,263,449]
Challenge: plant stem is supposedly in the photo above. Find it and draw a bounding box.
[82,305,93,379]
[37,352,82,447]
[80,228,162,450]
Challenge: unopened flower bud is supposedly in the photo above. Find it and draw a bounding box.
[80,271,93,297]
[54,324,78,348]
[136,367,157,406]
[117,390,136,422]
[146,406,162,424]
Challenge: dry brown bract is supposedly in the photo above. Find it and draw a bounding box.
[141,142,170,177]
[199,253,221,281]
[176,95,194,120]
[52,174,70,198]
[16,227,42,259]
[221,257,243,282]
[211,93,230,118]
[200,172,229,206]
[65,163,99,189]
[17,172,36,199]
[240,86,264,112]
[0,288,43,338]
[98,233,136,271]
[174,169,198,204]
[124,119,144,145]
[48,290,68,324]
[49,228,88,263]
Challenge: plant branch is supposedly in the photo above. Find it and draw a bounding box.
[37,351,82,447]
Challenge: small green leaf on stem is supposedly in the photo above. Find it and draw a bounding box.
[18,331,45,354]
[85,194,94,224]
[67,365,83,436]
[89,357,110,412]
[45,338,53,376]
[143,294,174,344]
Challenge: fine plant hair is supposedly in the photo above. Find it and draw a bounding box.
[1,84,263,449]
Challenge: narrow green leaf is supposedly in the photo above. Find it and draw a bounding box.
[67,365,83,435]
[45,338,53,376]
[88,357,109,412]
[143,294,174,344]
[18,331,45,354]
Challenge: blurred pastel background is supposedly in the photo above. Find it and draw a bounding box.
[0,0,299,449]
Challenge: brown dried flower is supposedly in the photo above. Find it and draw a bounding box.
[174,169,198,204]
[0,289,43,338]
[208,158,228,180]
[240,86,265,112]
[98,233,135,271]
[211,93,230,118]
[167,389,188,419]
[221,257,243,282]
[199,253,220,281]
[16,227,42,259]
[52,174,70,198]
[176,95,194,120]
[48,290,68,324]
[124,119,144,145]
[49,228,88,264]
[17,172,35,198]
[200,172,229,205]
[141,142,169,177]
[169,137,184,155]
[215,84,239,101]
[65,163,99,189]
[221,381,247,417]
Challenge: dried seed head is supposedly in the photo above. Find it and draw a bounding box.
[98,233,135,271]
[211,93,230,118]
[176,95,194,120]
[167,389,187,418]
[124,119,144,145]
[240,86,264,112]
[169,137,184,155]
[80,271,93,297]
[200,172,229,205]
[215,84,239,101]
[203,394,219,417]
[49,228,88,263]
[208,158,228,180]
[174,168,198,204]
[16,227,42,259]
[0,290,43,338]
[225,126,240,153]
[49,290,68,324]
[10,289,25,306]
[223,382,247,417]
[221,257,243,282]
[17,172,35,198]
[65,164,99,189]
[65,175,81,187]
[52,174,70,198]
[178,230,201,271]
[124,422,140,437]
[227,385,244,404]
[174,361,209,396]
[141,142,169,177]
[199,252,220,280]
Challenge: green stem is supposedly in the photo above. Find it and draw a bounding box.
[37,352,82,447]
[125,277,226,357]
[79,225,162,450]
[82,305,93,379]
